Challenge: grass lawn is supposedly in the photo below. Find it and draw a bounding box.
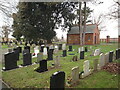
[2,43,120,88]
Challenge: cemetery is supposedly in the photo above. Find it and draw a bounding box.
[0,0,119,89]
[1,42,120,88]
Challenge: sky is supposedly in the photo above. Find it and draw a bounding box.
[0,0,118,39]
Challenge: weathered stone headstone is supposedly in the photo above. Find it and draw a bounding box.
[63,50,67,57]
[98,53,105,69]
[4,52,17,70]
[37,52,43,63]
[68,46,72,51]
[50,71,65,89]
[93,59,98,71]
[72,56,78,61]
[80,51,84,59]
[81,60,91,78]
[71,66,79,84]
[43,47,47,55]
[109,51,114,62]
[47,50,53,60]
[85,47,88,52]
[94,49,101,56]
[38,60,48,72]
[23,53,32,66]
[54,56,60,67]
[105,53,109,64]
[62,44,66,50]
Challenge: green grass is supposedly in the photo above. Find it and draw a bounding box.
[2,43,119,88]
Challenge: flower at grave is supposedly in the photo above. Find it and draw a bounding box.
[32,53,35,56]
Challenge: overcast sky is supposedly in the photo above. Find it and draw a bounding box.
[0,0,118,39]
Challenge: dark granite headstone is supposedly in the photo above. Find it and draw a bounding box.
[49,49,54,54]
[58,44,62,50]
[68,46,72,51]
[4,52,17,70]
[85,47,88,52]
[13,48,19,60]
[50,71,65,89]
[47,50,53,60]
[24,46,30,52]
[109,51,113,62]
[116,49,119,59]
[36,60,48,73]
[47,46,49,52]
[80,51,84,59]
[63,50,67,57]
[23,49,29,55]
[23,53,32,66]
[40,46,44,52]
[17,47,22,53]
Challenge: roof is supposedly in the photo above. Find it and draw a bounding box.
[68,24,97,34]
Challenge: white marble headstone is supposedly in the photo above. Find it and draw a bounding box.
[34,48,39,57]
[43,47,47,55]
[62,44,66,50]
[94,49,101,56]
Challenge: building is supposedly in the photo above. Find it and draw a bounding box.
[67,24,100,45]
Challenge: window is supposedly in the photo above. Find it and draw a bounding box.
[88,36,91,41]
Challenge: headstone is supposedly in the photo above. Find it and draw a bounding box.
[50,71,65,89]
[40,45,44,52]
[54,45,58,54]
[68,46,72,51]
[80,51,84,59]
[8,49,12,52]
[118,49,120,58]
[23,49,29,55]
[85,47,88,52]
[62,44,66,50]
[58,44,62,50]
[78,48,81,53]
[72,56,78,61]
[37,52,43,63]
[94,49,101,56]
[63,50,67,57]
[17,46,22,53]
[71,66,79,84]
[98,53,105,69]
[54,56,60,67]
[109,51,114,62]
[49,45,54,49]
[13,48,19,60]
[4,52,17,70]
[81,47,84,51]
[24,46,30,52]
[34,48,39,57]
[105,53,109,64]
[47,50,53,60]
[81,60,91,78]
[46,46,49,52]
[23,53,32,66]
[93,59,98,71]
[37,60,48,72]
[116,49,119,59]
[43,47,47,55]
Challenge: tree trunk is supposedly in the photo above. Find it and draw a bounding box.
[79,2,83,46]
[83,2,87,45]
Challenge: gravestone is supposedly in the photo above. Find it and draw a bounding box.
[68,46,72,51]
[23,53,32,66]
[8,49,12,52]
[43,47,47,55]
[109,51,114,62]
[13,48,19,60]
[50,71,65,89]
[23,49,29,54]
[54,56,60,67]
[37,60,48,73]
[78,48,81,53]
[116,49,119,59]
[54,45,58,54]
[72,56,78,61]
[4,52,17,70]
[85,47,88,52]
[94,49,101,56]
[47,50,53,60]
[93,59,98,71]
[37,52,43,63]
[62,44,66,50]
[81,47,84,51]
[98,53,105,69]
[80,51,84,59]
[17,46,22,53]
[49,45,54,49]
[40,45,44,52]
[63,50,67,57]
[58,44,62,50]
[34,48,39,57]
[118,49,120,58]
[105,53,109,64]
[71,66,79,84]
[24,46,30,52]
[81,60,91,78]
[46,46,49,52]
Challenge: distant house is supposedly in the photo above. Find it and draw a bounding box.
[67,24,100,45]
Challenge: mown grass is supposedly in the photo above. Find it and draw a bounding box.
[2,43,120,88]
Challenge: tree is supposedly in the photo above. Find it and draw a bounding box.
[12,2,77,43]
